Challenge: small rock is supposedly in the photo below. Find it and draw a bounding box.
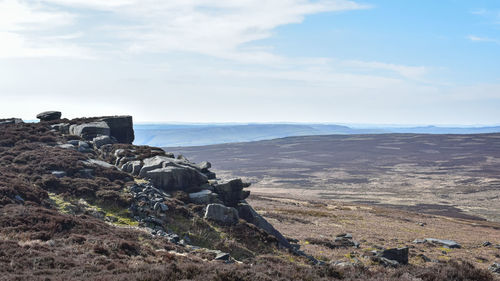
[93,135,114,149]
[58,144,77,150]
[413,239,426,244]
[36,111,61,121]
[418,254,431,262]
[489,263,500,274]
[52,171,67,178]
[14,195,24,204]
[67,140,80,146]
[483,241,492,247]
[198,161,211,172]
[214,252,230,261]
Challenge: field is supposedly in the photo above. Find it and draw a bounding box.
[167,133,500,222]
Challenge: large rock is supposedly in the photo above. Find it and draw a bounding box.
[213,179,250,207]
[69,121,110,140]
[144,166,208,191]
[36,111,61,121]
[377,247,409,265]
[204,204,239,225]
[100,116,134,144]
[237,202,291,248]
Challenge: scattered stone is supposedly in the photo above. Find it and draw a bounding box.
[78,169,94,178]
[372,256,400,267]
[52,171,67,178]
[204,204,239,225]
[14,195,24,204]
[214,252,230,261]
[417,254,431,262]
[333,234,360,248]
[36,111,61,121]
[417,222,426,227]
[377,247,409,265]
[57,144,77,150]
[495,244,500,249]
[154,202,168,212]
[483,241,492,247]
[93,135,114,149]
[424,238,461,249]
[413,239,426,244]
[489,263,500,274]
[69,121,110,140]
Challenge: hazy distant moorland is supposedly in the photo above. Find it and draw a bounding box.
[134,123,500,147]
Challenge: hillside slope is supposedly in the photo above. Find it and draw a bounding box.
[0,115,497,280]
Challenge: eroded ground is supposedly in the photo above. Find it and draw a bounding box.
[247,193,500,271]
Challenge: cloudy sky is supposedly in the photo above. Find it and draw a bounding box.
[1,0,499,124]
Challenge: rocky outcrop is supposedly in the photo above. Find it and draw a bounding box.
[213,179,250,207]
[100,116,134,144]
[36,111,61,121]
[68,115,134,144]
[69,121,110,140]
[145,166,208,192]
[204,203,239,225]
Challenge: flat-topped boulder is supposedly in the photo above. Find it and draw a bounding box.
[36,111,61,121]
[144,166,208,191]
[69,121,110,140]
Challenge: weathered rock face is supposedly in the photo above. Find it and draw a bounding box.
[213,179,250,207]
[93,135,114,149]
[100,116,134,144]
[145,166,208,191]
[189,190,220,204]
[69,121,110,140]
[204,203,239,225]
[36,111,61,121]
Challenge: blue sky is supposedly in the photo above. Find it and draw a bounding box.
[0,0,499,125]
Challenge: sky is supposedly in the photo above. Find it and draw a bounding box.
[0,0,499,125]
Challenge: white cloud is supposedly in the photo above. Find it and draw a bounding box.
[1,0,371,60]
[342,60,428,80]
[467,35,500,45]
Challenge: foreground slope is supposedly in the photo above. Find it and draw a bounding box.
[0,116,497,280]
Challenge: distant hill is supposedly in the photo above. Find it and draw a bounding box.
[134,123,500,147]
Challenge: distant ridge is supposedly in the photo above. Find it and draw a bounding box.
[134,123,500,147]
